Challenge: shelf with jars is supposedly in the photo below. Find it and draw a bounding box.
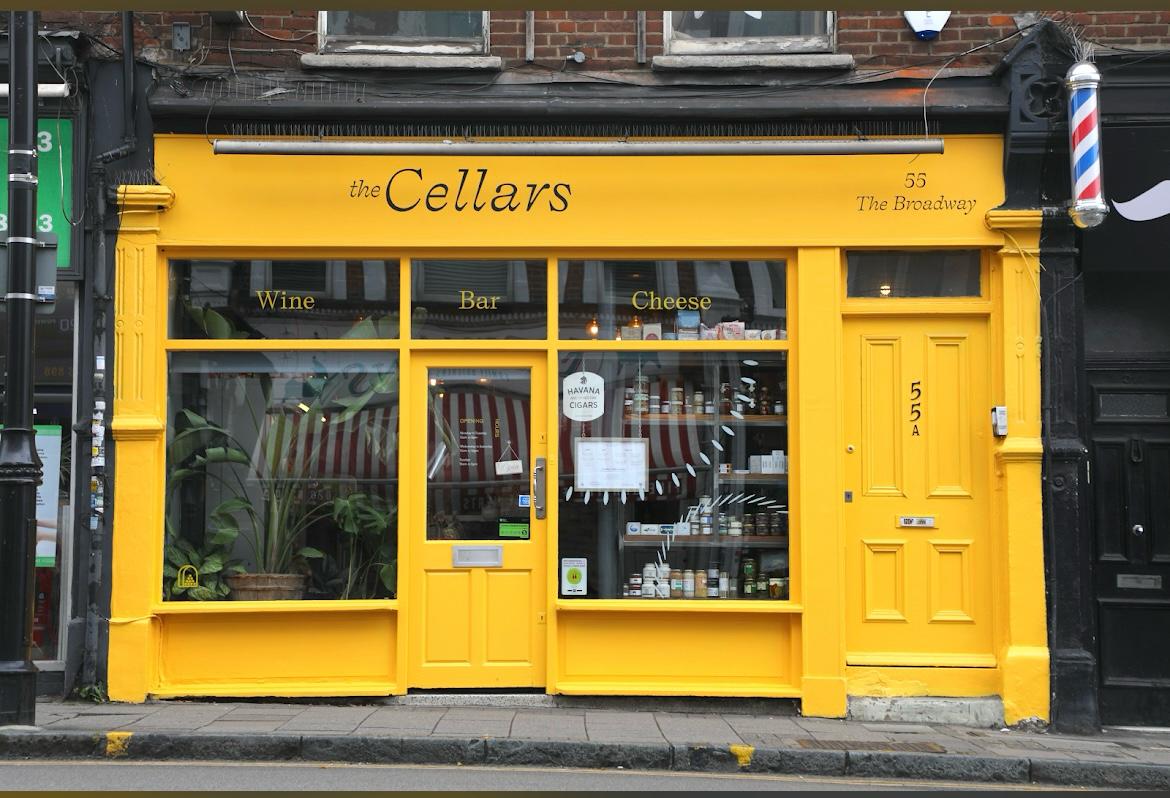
[621,535,789,549]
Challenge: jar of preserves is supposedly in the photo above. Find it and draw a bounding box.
[768,577,783,600]
[670,569,683,599]
[757,385,771,416]
[719,383,732,414]
[742,556,757,583]
[682,569,695,598]
[691,391,704,415]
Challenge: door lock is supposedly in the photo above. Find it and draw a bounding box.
[1133,524,1145,536]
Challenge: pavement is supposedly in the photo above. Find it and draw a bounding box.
[8,698,1170,789]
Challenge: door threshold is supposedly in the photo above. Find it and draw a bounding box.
[390,691,799,714]
[393,690,555,708]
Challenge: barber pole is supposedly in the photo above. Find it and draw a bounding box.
[1066,60,1109,229]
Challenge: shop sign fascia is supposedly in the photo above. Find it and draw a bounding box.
[153,134,1005,251]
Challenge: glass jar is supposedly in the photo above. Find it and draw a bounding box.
[742,556,757,583]
[670,569,683,599]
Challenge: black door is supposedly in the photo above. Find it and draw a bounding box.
[1089,368,1170,725]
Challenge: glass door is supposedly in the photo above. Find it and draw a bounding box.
[407,352,547,688]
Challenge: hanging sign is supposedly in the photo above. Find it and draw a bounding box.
[0,120,73,269]
[574,437,648,492]
[563,371,604,422]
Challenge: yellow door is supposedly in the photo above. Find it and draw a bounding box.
[843,316,995,667]
[408,352,548,688]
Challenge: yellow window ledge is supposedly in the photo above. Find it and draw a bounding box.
[556,599,802,614]
[152,599,398,615]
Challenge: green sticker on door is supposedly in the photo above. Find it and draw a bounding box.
[499,522,530,539]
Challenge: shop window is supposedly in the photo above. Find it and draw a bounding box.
[411,260,547,339]
[665,11,832,55]
[846,250,981,298]
[319,11,488,54]
[170,259,399,340]
[0,281,77,659]
[559,260,786,341]
[164,351,398,601]
[558,351,790,601]
[425,368,532,540]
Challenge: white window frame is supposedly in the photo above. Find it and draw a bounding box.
[317,11,490,56]
[663,11,835,56]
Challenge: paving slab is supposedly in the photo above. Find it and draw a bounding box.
[431,719,513,737]
[195,720,290,734]
[862,723,936,734]
[653,713,743,745]
[358,708,445,730]
[509,712,588,741]
[41,714,145,730]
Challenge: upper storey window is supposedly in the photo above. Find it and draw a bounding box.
[665,11,832,55]
[319,11,488,55]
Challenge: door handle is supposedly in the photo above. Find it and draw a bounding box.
[1133,524,1145,536]
[533,457,546,520]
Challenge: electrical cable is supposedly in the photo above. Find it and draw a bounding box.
[243,10,317,43]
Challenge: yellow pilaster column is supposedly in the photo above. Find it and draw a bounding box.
[107,186,174,702]
[797,246,847,717]
[985,209,1049,724]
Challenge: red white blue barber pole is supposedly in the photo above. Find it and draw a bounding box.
[1066,60,1108,229]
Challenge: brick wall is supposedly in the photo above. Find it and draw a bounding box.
[38,10,1170,73]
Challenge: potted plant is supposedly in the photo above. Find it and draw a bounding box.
[166,365,396,601]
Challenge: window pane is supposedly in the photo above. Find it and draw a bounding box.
[558,351,790,601]
[559,260,786,341]
[426,368,532,541]
[672,11,825,39]
[411,260,547,339]
[846,251,981,298]
[170,259,399,340]
[326,11,483,40]
[165,351,398,601]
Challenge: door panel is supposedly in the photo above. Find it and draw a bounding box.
[408,354,547,688]
[1089,369,1170,723]
[844,317,993,665]
[925,335,972,498]
[861,337,903,496]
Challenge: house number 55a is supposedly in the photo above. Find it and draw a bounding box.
[909,380,922,437]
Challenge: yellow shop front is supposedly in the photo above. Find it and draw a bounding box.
[108,134,1048,722]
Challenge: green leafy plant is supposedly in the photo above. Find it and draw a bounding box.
[332,492,396,599]
[166,364,396,589]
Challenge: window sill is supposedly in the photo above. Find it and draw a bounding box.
[301,53,502,71]
[652,53,854,71]
[557,599,802,613]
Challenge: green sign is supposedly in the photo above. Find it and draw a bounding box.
[0,118,74,269]
[499,522,530,539]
